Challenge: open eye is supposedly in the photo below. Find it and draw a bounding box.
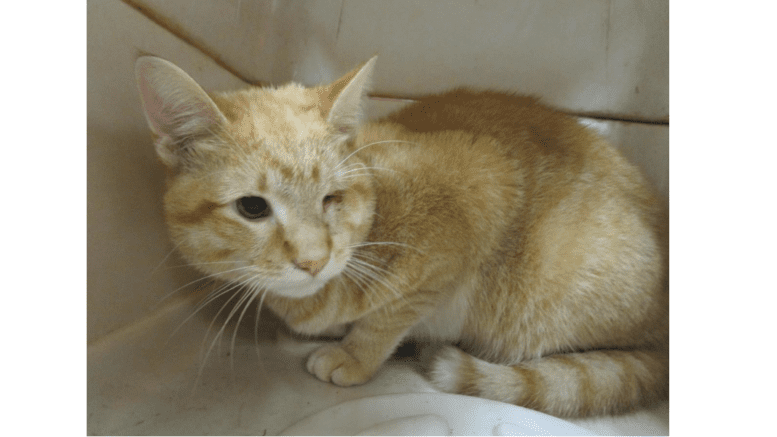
[323,191,344,209]
[236,196,271,220]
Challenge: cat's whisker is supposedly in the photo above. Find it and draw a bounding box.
[338,162,365,172]
[253,287,270,360]
[341,166,399,176]
[181,270,274,390]
[338,167,403,181]
[197,275,258,346]
[350,241,424,254]
[348,257,405,300]
[224,286,255,374]
[168,272,254,349]
[341,268,379,309]
[193,286,244,377]
[342,265,394,317]
[194,275,253,320]
[341,262,372,294]
[346,256,407,308]
[157,265,255,304]
[214,277,267,369]
[155,276,217,310]
[338,174,372,181]
[229,280,267,372]
[335,140,418,170]
[350,257,404,295]
[194,281,254,387]
[348,249,384,265]
[340,163,364,171]
[156,260,244,272]
[150,241,184,275]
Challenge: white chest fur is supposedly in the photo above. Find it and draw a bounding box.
[408,280,473,342]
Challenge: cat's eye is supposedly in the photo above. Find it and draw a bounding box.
[236,196,271,220]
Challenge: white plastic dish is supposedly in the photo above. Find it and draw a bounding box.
[280,392,596,436]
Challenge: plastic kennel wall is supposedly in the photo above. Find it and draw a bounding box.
[87,1,669,434]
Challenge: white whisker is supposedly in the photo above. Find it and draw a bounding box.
[151,241,184,274]
[335,140,417,170]
[253,288,269,360]
[167,272,254,347]
[342,267,378,309]
[346,253,410,310]
[229,280,266,371]
[193,281,251,388]
[348,258,404,300]
[156,265,255,305]
[350,241,424,254]
[341,166,399,175]
[196,290,242,366]
[156,260,244,271]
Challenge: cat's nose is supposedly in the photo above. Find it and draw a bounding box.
[293,255,330,277]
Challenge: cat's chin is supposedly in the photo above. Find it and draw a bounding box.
[267,282,327,299]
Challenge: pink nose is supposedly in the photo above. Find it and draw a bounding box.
[293,256,329,276]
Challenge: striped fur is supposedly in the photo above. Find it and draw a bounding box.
[136,56,668,417]
[430,346,668,417]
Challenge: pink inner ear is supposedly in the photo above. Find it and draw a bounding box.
[339,127,349,133]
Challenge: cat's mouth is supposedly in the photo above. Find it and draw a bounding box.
[266,276,328,298]
[267,254,351,298]
[208,254,348,299]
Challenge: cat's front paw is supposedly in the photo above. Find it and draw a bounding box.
[306,344,375,387]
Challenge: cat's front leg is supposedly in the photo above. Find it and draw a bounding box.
[317,323,350,338]
[306,319,406,386]
[307,343,373,386]
[306,296,433,386]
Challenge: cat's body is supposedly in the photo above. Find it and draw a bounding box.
[136,56,668,417]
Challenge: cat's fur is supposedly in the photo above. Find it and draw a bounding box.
[135,56,668,417]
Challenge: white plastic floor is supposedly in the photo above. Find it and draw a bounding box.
[88,290,668,436]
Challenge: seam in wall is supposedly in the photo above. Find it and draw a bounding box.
[122,0,668,126]
[558,111,668,126]
[370,93,669,126]
[121,0,264,86]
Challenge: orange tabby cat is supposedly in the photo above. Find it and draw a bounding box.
[135,56,668,417]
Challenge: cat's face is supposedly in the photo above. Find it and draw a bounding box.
[136,57,377,298]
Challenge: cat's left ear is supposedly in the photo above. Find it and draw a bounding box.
[318,56,377,137]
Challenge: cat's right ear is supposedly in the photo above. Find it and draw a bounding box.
[135,56,226,168]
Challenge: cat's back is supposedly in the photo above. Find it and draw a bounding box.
[370,89,658,211]
[378,89,622,184]
[361,90,667,299]
[384,89,587,156]
[385,89,552,131]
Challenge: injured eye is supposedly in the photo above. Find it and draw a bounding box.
[236,196,271,220]
[323,192,344,210]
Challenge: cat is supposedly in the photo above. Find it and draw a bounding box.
[135,55,668,417]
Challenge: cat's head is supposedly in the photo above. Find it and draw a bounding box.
[135,56,377,298]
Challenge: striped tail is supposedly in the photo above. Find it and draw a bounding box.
[428,345,668,417]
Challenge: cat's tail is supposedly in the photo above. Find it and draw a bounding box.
[428,345,668,417]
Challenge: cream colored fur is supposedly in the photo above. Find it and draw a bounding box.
[136,56,668,417]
